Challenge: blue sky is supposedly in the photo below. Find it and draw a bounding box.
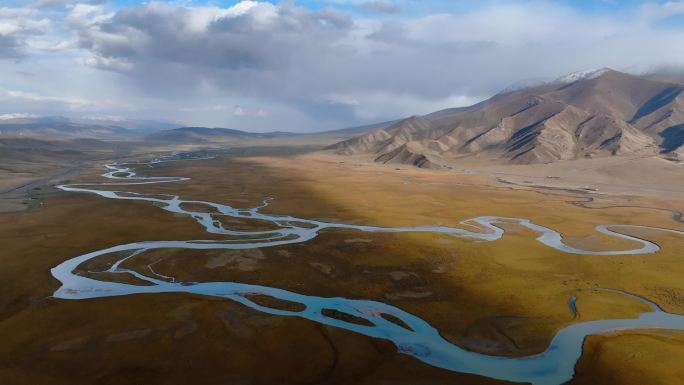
[0,0,683,131]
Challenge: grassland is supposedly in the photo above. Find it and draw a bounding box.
[1,150,683,384]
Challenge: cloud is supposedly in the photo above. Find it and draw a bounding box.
[0,112,39,120]
[0,7,51,58]
[640,1,684,20]
[179,103,267,118]
[327,91,482,120]
[0,35,24,58]
[361,1,400,14]
[77,55,132,71]
[68,1,496,115]
[74,2,354,73]
[32,0,107,9]
[6,89,93,109]
[179,105,230,113]
[365,20,407,42]
[233,105,247,116]
[32,0,69,8]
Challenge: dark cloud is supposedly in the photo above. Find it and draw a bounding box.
[73,1,493,108]
[298,99,358,122]
[32,0,69,9]
[366,21,408,42]
[78,3,354,74]
[0,35,24,59]
[0,8,49,59]
[361,1,401,14]
[32,0,107,9]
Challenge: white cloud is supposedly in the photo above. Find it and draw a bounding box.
[6,89,93,109]
[76,55,133,71]
[233,105,247,116]
[641,1,684,20]
[179,105,229,112]
[0,7,52,57]
[329,92,482,120]
[0,112,38,120]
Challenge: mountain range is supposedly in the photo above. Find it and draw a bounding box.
[0,116,179,139]
[142,126,295,144]
[327,69,684,168]
[4,69,684,169]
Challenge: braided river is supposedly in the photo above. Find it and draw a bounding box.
[51,153,684,385]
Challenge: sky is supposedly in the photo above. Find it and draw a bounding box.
[1,0,684,132]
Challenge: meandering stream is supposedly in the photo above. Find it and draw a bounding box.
[52,153,684,385]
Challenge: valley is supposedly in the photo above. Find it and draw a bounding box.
[4,2,684,383]
[2,145,684,385]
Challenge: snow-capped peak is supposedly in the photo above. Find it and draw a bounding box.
[553,68,610,85]
[494,68,613,95]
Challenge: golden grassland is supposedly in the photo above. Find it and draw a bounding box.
[1,151,683,384]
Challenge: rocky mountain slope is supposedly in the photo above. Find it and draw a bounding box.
[328,69,684,168]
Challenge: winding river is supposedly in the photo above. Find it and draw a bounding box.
[52,152,684,385]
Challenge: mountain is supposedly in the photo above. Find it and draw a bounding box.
[644,67,684,85]
[142,126,294,144]
[0,116,178,139]
[75,117,179,133]
[317,119,402,138]
[327,69,684,168]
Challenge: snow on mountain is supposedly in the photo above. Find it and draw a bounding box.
[552,68,610,85]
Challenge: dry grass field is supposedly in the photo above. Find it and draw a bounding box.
[1,150,683,384]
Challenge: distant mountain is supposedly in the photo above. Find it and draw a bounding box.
[142,126,294,144]
[327,69,684,168]
[76,117,179,133]
[0,116,179,139]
